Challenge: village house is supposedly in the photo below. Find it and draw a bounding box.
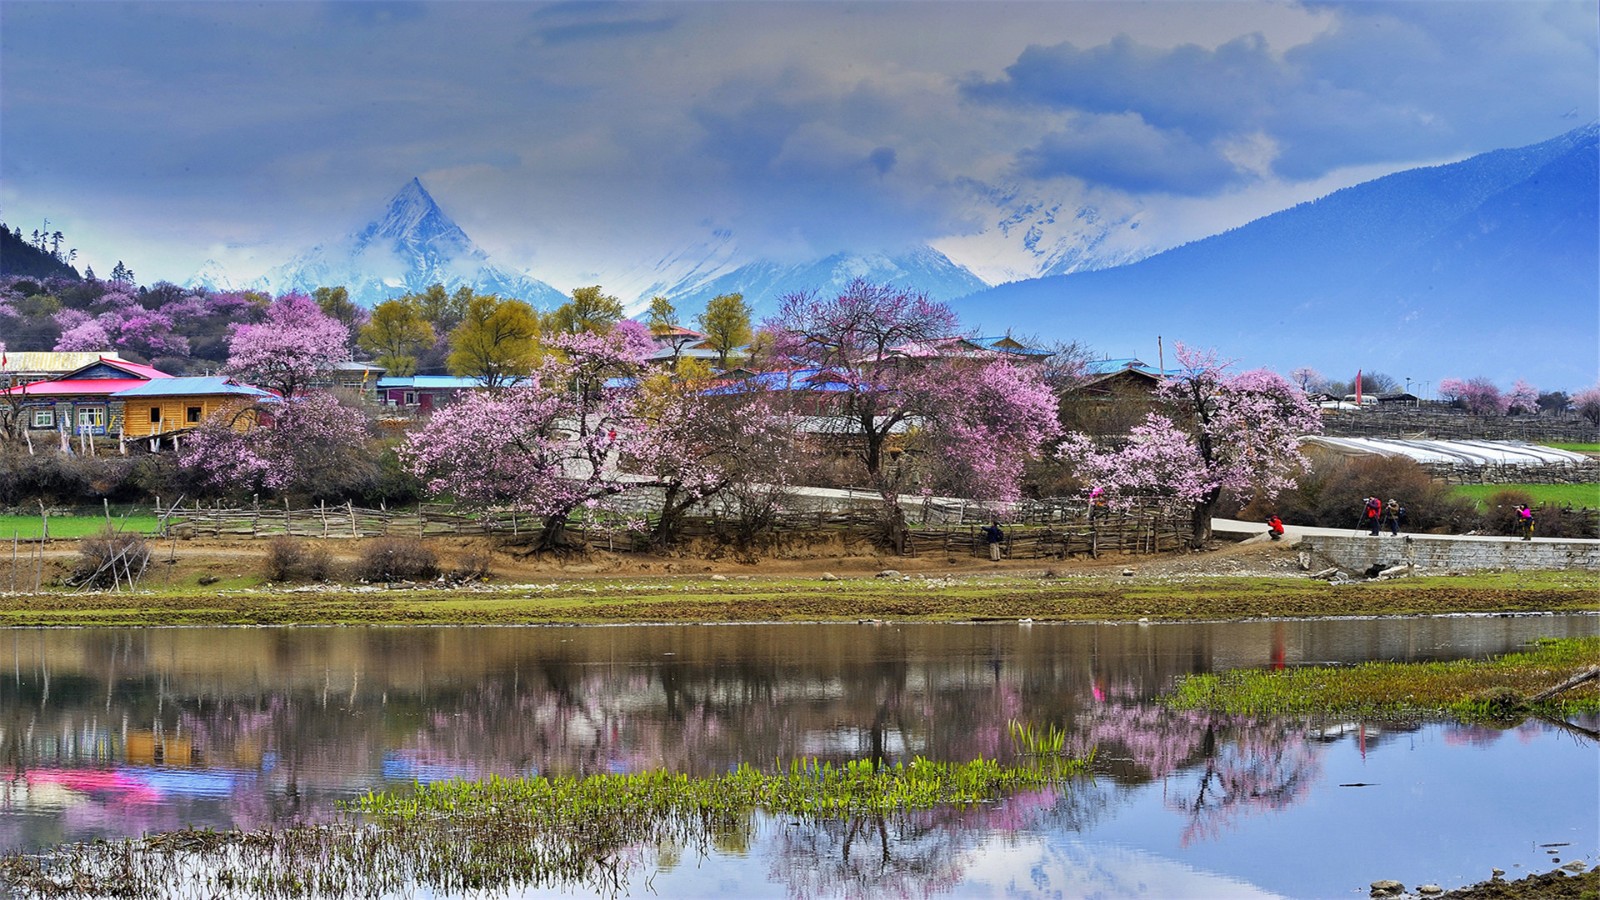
[0,350,135,387]
[374,375,488,413]
[0,356,170,437]
[113,377,277,448]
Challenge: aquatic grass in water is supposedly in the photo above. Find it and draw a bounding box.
[1166,637,1600,718]
[0,754,1091,898]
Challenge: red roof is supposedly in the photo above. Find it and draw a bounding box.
[0,356,172,399]
[2,379,155,398]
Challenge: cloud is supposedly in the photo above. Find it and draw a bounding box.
[965,2,1598,191]
[1016,114,1239,195]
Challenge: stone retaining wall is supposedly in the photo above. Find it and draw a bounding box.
[1321,408,1598,442]
[1298,534,1600,573]
[1421,460,1600,485]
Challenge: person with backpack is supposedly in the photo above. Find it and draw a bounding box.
[1363,496,1383,535]
[1383,499,1405,536]
[1516,504,1535,541]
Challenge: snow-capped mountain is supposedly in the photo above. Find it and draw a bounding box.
[934,182,1156,284]
[183,258,244,293]
[603,228,744,315]
[245,179,566,307]
[661,245,991,320]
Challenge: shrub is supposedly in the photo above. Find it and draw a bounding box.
[263,536,334,582]
[70,528,152,588]
[1246,449,1475,533]
[356,537,438,582]
[447,551,494,583]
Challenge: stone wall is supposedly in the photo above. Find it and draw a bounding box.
[1421,460,1600,485]
[1321,407,1599,442]
[1298,534,1600,573]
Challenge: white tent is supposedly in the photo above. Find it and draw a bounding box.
[1300,437,1588,466]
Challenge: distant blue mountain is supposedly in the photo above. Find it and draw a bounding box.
[952,125,1599,389]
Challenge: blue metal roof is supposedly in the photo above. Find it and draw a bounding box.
[112,377,276,399]
[375,376,490,390]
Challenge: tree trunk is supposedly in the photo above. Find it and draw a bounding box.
[1190,489,1220,548]
[538,513,569,552]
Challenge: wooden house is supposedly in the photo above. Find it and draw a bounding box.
[113,376,277,441]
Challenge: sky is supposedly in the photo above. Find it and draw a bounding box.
[1,0,1596,294]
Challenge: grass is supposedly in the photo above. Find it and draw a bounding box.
[1540,442,1600,454]
[0,749,1089,898]
[1449,482,1600,509]
[1166,636,1600,718]
[0,569,1595,626]
[0,513,162,539]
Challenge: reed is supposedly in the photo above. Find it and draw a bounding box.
[0,754,1092,898]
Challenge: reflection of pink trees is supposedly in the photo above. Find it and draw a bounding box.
[1163,720,1319,846]
[1077,688,1321,846]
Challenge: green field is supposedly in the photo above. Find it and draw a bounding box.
[0,514,162,540]
[1540,442,1600,454]
[1450,482,1600,509]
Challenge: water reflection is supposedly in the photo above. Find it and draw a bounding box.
[1,617,1594,897]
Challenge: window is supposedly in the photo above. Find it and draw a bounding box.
[77,406,106,430]
[31,409,54,429]
[404,391,417,406]
[186,406,203,424]
[150,406,162,424]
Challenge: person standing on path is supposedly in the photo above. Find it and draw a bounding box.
[1383,499,1404,536]
[983,521,1005,561]
[1363,496,1383,535]
[1516,504,1535,540]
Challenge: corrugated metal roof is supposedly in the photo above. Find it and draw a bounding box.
[113,377,275,399]
[0,351,126,374]
[376,376,492,390]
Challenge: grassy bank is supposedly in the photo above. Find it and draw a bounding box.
[0,514,162,539]
[1167,636,1600,717]
[1,569,1595,627]
[1450,482,1600,509]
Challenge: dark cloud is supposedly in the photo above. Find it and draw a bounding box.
[966,2,1598,193]
[867,147,897,176]
[1017,115,1237,194]
[524,3,679,46]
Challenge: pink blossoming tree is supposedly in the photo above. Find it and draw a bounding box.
[400,328,651,550]
[1058,344,1322,546]
[627,375,804,545]
[177,391,373,501]
[224,293,351,398]
[1505,379,1539,415]
[765,279,1060,546]
[1437,377,1509,416]
[1573,383,1600,426]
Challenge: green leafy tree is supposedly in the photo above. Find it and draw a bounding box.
[447,294,541,388]
[404,283,471,334]
[313,286,365,348]
[646,296,678,333]
[696,293,752,369]
[547,285,623,335]
[358,299,436,376]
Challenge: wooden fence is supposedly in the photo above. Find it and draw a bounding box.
[158,498,1187,559]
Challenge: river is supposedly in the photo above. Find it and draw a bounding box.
[1,615,1595,898]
